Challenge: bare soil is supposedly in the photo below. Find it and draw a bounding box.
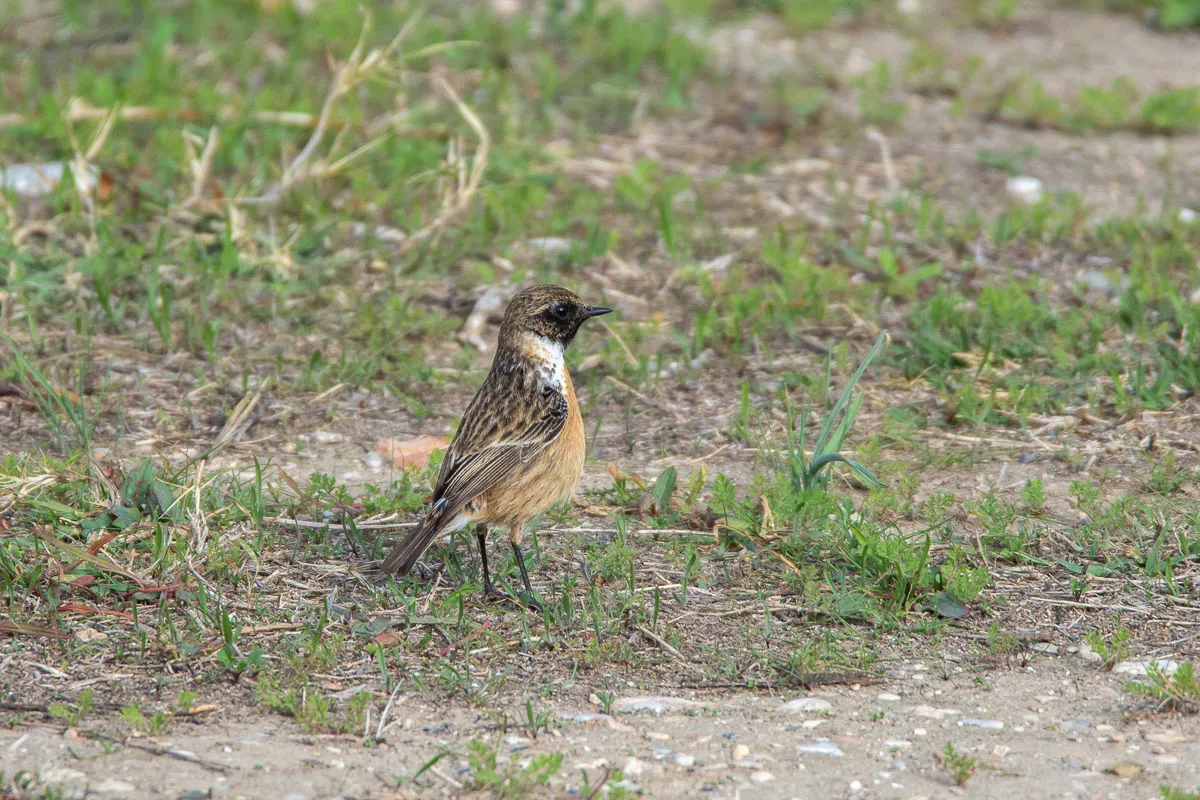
[4,658,1200,799]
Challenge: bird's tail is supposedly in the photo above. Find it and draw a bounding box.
[381,500,456,576]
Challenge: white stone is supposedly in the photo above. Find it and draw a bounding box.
[622,757,647,776]
[612,696,704,715]
[91,779,135,795]
[674,753,696,768]
[960,718,1004,730]
[750,771,775,784]
[1114,659,1181,677]
[796,739,844,757]
[1006,176,1044,204]
[911,705,960,719]
[779,697,832,714]
[523,237,573,255]
[877,693,902,702]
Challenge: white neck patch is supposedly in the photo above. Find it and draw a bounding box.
[523,334,566,390]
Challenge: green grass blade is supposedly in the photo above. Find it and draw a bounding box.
[812,332,888,457]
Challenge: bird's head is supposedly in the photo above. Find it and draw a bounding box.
[498,284,612,350]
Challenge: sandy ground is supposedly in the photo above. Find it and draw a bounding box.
[5,656,1199,799]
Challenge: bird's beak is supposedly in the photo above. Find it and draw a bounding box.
[585,306,613,318]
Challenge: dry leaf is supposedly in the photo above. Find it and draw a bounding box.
[96,170,115,203]
[75,627,108,642]
[371,629,404,648]
[374,436,447,470]
[1104,762,1143,778]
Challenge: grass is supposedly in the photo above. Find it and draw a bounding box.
[936,741,977,786]
[2,0,1200,796]
[1129,661,1200,714]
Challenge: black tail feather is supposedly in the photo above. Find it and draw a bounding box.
[382,501,454,575]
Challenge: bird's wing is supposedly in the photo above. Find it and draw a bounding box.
[430,377,569,513]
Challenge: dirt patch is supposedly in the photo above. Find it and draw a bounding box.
[4,659,1199,799]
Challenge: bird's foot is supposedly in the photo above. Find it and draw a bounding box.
[484,587,543,613]
[515,591,544,613]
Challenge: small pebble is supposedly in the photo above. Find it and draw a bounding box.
[733,744,751,761]
[613,697,705,715]
[1006,175,1044,204]
[363,451,383,469]
[796,739,845,757]
[622,757,646,776]
[314,431,344,444]
[779,697,832,714]
[911,705,960,719]
[1114,659,1180,676]
[877,693,902,702]
[674,753,696,768]
[91,780,135,796]
[523,237,573,255]
[960,718,1004,730]
[750,771,775,784]
[850,779,864,792]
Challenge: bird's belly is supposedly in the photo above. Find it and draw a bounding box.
[480,411,585,525]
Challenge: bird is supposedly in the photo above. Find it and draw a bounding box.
[381,284,612,609]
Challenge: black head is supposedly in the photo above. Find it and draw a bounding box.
[498,284,612,348]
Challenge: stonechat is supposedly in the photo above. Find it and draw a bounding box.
[382,284,612,609]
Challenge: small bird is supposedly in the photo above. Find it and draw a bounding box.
[382,284,612,608]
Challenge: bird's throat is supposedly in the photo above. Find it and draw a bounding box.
[518,333,567,391]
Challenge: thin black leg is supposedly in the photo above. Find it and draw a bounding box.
[476,525,494,595]
[510,540,542,611]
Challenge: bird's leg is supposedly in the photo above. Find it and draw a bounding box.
[509,534,543,612]
[476,524,504,600]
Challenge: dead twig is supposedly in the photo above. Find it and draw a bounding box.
[634,624,693,668]
[79,728,232,773]
[181,126,219,209]
[239,9,421,206]
[395,73,491,254]
[199,381,268,461]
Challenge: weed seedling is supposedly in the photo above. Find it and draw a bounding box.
[936,742,976,786]
[1085,627,1133,671]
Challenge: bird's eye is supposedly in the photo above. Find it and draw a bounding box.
[550,303,571,320]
